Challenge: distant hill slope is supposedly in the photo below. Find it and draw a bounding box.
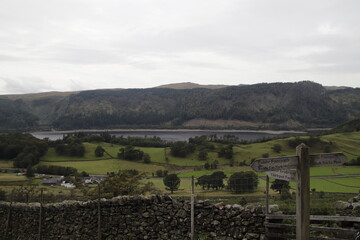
[0,81,359,131]
[332,118,360,132]
[156,82,234,89]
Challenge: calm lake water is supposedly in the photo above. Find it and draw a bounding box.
[31,129,304,142]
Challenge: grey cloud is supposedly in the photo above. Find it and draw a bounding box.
[0,54,25,62]
[1,0,360,93]
[0,77,56,94]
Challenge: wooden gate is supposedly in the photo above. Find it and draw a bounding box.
[265,214,360,240]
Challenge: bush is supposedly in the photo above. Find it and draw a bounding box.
[218,145,233,159]
[271,179,290,194]
[228,171,258,193]
[118,146,144,161]
[198,150,208,161]
[170,141,195,158]
[271,144,282,153]
[143,153,151,164]
[95,145,105,157]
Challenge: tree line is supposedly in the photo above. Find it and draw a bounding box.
[0,133,48,168]
[164,171,259,194]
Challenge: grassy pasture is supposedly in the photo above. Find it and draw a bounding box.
[285,176,360,194]
[310,165,360,176]
[38,159,164,175]
[2,130,358,197]
[0,161,13,168]
[0,173,27,182]
[42,142,108,161]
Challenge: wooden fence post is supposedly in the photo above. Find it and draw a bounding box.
[39,188,43,240]
[296,143,310,240]
[190,176,195,240]
[266,175,269,215]
[97,184,101,240]
[4,190,14,239]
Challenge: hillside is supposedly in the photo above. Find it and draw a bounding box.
[0,81,359,131]
[156,82,233,89]
[332,118,360,132]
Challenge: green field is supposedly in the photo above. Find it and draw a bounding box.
[285,176,360,194]
[42,143,110,161]
[0,173,27,182]
[38,159,165,175]
[310,165,360,176]
[1,131,359,199]
[0,161,13,168]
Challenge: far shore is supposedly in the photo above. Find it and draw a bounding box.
[30,128,308,135]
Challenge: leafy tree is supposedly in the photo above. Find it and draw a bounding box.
[101,171,155,197]
[0,133,48,167]
[143,153,151,164]
[198,150,208,161]
[196,171,226,190]
[118,146,144,161]
[163,174,180,194]
[218,145,233,159]
[270,179,290,194]
[228,171,258,193]
[95,145,105,157]
[196,175,210,190]
[14,152,37,168]
[69,143,85,157]
[26,166,34,178]
[271,144,282,153]
[208,171,226,190]
[204,162,210,170]
[170,141,195,158]
[55,144,67,155]
[211,160,218,169]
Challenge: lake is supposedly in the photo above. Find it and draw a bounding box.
[31,129,305,142]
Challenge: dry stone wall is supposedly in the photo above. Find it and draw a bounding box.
[0,195,265,240]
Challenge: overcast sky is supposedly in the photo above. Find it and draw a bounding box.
[0,0,359,94]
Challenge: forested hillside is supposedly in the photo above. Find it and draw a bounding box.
[0,99,38,131]
[0,81,359,131]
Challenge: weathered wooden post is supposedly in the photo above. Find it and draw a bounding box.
[265,175,269,215]
[5,189,14,239]
[39,188,44,240]
[97,183,101,240]
[296,143,310,240]
[251,144,346,240]
[190,176,195,240]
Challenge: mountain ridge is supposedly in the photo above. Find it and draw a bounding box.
[0,81,359,131]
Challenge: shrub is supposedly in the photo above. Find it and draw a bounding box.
[95,145,105,157]
[271,144,282,153]
[228,171,258,193]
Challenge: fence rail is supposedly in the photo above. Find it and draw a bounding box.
[266,214,360,240]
